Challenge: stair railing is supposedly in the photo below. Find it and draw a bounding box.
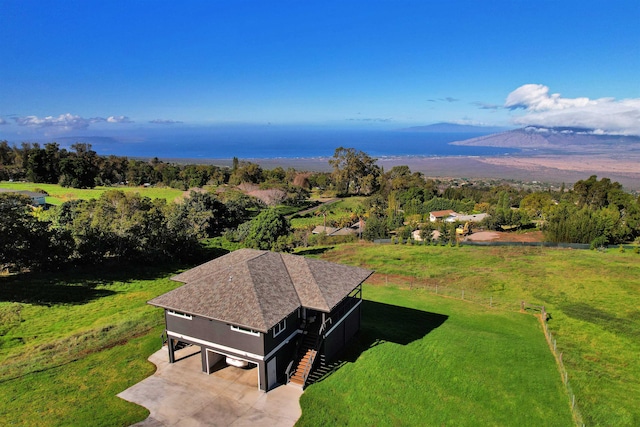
[286,321,313,384]
[299,319,330,385]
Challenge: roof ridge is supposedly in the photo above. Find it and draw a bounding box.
[235,260,266,331]
[245,251,292,330]
[279,253,305,307]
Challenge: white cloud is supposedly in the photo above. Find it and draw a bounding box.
[107,115,133,123]
[14,113,93,129]
[13,113,134,130]
[505,84,640,136]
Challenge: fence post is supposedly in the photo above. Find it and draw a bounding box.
[490,296,492,308]
[521,301,525,312]
[435,284,438,294]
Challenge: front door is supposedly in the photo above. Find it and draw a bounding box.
[267,357,277,390]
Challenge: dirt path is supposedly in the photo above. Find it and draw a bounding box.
[466,230,544,242]
[287,198,339,218]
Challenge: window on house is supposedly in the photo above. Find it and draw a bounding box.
[273,319,286,338]
[168,310,192,320]
[230,325,260,337]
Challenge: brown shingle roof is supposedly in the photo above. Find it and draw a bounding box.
[430,209,456,218]
[148,249,373,333]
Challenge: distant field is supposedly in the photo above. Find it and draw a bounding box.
[0,181,185,204]
[290,197,366,229]
[316,243,640,426]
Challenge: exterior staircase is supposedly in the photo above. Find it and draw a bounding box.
[288,327,321,388]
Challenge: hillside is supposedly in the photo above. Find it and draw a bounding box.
[450,127,640,155]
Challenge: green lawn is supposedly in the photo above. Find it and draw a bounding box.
[1,244,637,426]
[0,326,161,426]
[0,264,185,426]
[0,181,185,204]
[290,196,366,229]
[316,243,640,426]
[298,285,574,426]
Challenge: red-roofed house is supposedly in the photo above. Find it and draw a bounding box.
[429,210,457,222]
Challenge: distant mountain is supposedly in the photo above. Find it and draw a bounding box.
[400,123,510,134]
[449,127,640,155]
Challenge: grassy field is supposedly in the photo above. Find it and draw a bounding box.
[290,196,366,229]
[0,181,185,204]
[0,264,186,426]
[298,284,574,426]
[1,244,638,425]
[314,243,640,426]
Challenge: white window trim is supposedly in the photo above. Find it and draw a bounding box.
[231,325,261,337]
[168,310,192,320]
[273,319,286,338]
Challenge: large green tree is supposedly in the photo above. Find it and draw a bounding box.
[0,194,72,271]
[329,147,380,195]
[244,209,291,250]
[59,143,99,188]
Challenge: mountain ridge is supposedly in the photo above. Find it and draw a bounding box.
[450,127,640,155]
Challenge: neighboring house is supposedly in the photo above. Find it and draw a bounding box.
[148,249,373,392]
[311,225,341,235]
[445,213,488,223]
[312,221,363,237]
[429,210,457,222]
[0,188,47,206]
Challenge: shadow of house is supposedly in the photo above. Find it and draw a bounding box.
[307,300,448,385]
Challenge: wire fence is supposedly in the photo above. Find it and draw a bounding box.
[370,273,535,312]
[374,238,592,250]
[540,306,585,427]
[370,273,585,427]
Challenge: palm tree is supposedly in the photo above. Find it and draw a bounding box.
[353,205,365,239]
[316,204,329,230]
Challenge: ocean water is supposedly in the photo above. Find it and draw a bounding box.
[68,128,518,159]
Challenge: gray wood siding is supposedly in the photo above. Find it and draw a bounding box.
[323,303,361,361]
[165,311,265,356]
[263,310,301,355]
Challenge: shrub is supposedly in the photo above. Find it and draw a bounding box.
[590,235,608,250]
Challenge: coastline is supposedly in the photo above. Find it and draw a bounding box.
[154,154,640,191]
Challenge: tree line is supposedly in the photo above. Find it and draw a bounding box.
[0,187,302,272]
[326,149,640,246]
[2,143,639,274]
[0,140,328,192]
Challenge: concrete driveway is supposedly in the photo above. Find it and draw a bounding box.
[118,346,303,426]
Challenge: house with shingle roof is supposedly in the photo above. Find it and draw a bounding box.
[0,188,47,206]
[148,248,373,391]
[429,209,457,222]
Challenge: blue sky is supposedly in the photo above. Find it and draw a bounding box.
[1,0,639,143]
